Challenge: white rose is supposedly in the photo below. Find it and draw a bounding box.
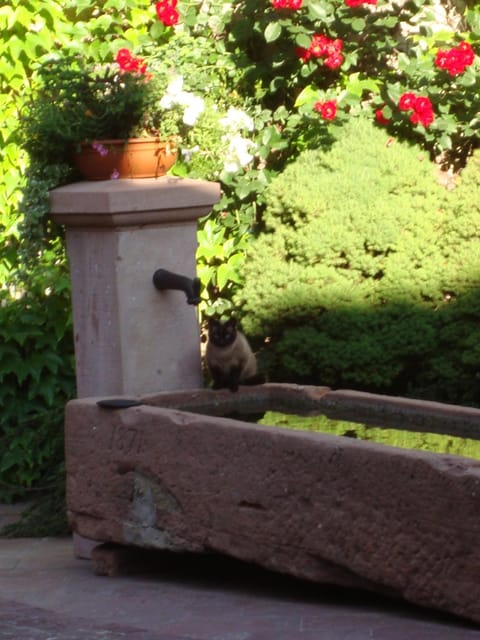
[183,96,205,126]
[220,107,254,132]
[223,135,256,173]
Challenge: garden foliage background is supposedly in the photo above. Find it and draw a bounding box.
[0,0,479,520]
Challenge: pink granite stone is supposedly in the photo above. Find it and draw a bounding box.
[65,386,480,624]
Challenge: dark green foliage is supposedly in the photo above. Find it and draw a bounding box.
[0,463,69,537]
[0,266,76,503]
[17,162,74,267]
[236,117,480,406]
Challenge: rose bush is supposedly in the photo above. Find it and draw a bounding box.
[176,0,478,315]
[246,0,478,166]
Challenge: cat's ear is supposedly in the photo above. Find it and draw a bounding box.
[226,317,237,329]
[208,318,220,328]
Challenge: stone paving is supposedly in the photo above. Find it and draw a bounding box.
[0,537,479,640]
[0,598,178,640]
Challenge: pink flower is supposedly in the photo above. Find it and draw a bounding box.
[92,142,109,157]
[314,100,337,120]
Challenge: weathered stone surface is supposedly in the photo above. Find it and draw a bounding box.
[139,383,480,440]
[50,178,221,398]
[65,388,480,624]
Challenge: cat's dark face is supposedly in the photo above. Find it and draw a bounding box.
[208,318,237,348]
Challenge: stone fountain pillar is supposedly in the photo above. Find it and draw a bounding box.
[50,177,220,398]
[50,177,220,558]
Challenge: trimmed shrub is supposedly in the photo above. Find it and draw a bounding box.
[236,116,480,406]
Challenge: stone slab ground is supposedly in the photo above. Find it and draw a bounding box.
[64,384,480,625]
[1,537,480,640]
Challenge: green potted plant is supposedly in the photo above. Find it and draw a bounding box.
[22,49,201,180]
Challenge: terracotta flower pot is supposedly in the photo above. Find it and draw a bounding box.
[74,138,178,180]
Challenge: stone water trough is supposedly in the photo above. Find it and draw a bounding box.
[65,383,480,625]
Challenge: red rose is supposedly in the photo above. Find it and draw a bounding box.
[458,41,474,66]
[398,93,417,111]
[398,92,434,127]
[434,41,475,76]
[295,46,311,62]
[345,0,377,6]
[324,53,344,69]
[314,99,337,120]
[410,110,434,127]
[115,48,132,70]
[310,34,329,58]
[375,108,391,126]
[115,48,147,74]
[413,96,433,115]
[435,50,449,70]
[446,48,467,76]
[302,34,344,70]
[156,0,179,26]
[327,39,343,54]
[272,0,302,8]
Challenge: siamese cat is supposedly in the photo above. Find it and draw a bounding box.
[206,318,262,392]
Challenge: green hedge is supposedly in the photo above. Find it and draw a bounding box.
[236,117,480,406]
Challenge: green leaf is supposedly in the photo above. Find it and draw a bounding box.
[216,263,232,290]
[308,1,328,21]
[437,134,452,150]
[150,20,165,40]
[295,85,322,108]
[457,67,477,87]
[0,450,21,473]
[352,18,366,32]
[345,73,380,97]
[466,8,480,35]
[382,105,393,119]
[295,33,311,49]
[264,22,282,43]
[386,83,402,104]
[375,15,397,28]
[0,5,16,30]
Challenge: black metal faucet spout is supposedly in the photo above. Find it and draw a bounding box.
[152,268,201,305]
